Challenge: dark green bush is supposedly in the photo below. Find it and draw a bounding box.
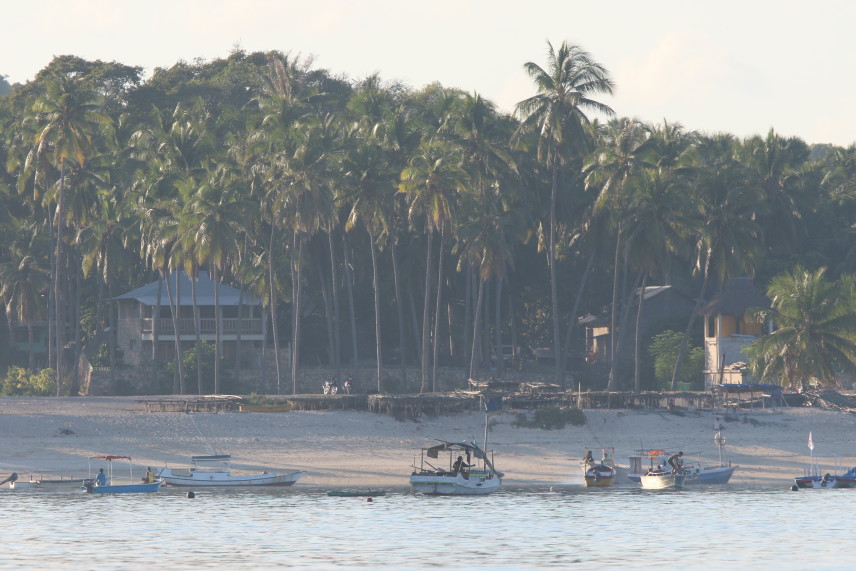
[1,367,55,396]
[512,406,587,429]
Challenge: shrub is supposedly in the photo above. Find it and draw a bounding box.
[649,330,704,388]
[512,407,587,429]
[1,367,56,396]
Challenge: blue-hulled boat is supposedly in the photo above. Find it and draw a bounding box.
[83,455,163,494]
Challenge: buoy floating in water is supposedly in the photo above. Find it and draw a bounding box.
[187,491,196,498]
[366,497,373,502]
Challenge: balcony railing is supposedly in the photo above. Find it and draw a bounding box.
[142,318,263,337]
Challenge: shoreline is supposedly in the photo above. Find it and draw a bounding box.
[1,396,851,488]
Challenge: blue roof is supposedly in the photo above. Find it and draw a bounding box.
[113,271,260,306]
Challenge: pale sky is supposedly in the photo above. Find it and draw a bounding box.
[4,1,855,146]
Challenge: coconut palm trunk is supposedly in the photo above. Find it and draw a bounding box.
[420,234,433,393]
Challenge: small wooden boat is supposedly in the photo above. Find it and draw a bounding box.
[583,447,616,487]
[326,489,387,497]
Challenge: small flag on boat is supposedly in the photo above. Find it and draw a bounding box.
[808,432,814,450]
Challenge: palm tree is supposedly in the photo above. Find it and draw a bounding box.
[449,93,521,378]
[25,74,108,395]
[182,165,248,394]
[747,267,856,388]
[671,138,765,388]
[344,125,395,391]
[584,117,649,390]
[516,40,614,384]
[622,170,692,390]
[737,129,811,251]
[0,233,50,371]
[400,139,469,392]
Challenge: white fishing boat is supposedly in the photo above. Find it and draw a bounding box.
[3,472,79,490]
[410,440,502,495]
[640,469,686,490]
[628,448,671,482]
[157,454,304,487]
[10,480,40,490]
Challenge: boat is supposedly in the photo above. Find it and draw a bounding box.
[683,424,739,485]
[157,454,304,487]
[326,489,387,497]
[410,440,503,495]
[10,480,40,490]
[793,432,856,489]
[582,447,616,487]
[634,449,686,489]
[9,476,82,490]
[628,448,671,482]
[683,461,738,485]
[640,468,686,490]
[35,477,85,489]
[83,455,163,494]
[794,455,856,489]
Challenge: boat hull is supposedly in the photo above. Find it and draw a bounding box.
[410,471,500,495]
[158,469,304,487]
[640,473,686,490]
[85,480,163,494]
[684,465,738,485]
[9,481,40,490]
[584,466,616,487]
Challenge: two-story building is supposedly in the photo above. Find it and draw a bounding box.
[701,277,770,389]
[113,271,266,367]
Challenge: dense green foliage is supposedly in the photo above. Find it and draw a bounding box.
[512,407,587,429]
[648,331,704,389]
[746,267,856,388]
[1,366,55,396]
[2,45,856,396]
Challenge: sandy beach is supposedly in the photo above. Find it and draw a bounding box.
[1,396,852,488]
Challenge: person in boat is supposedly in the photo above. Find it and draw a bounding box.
[95,468,107,486]
[583,450,594,468]
[144,467,155,484]
[452,455,471,475]
[668,452,684,473]
[601,449,610,465]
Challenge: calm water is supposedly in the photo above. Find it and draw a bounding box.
[1,483,853,570]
